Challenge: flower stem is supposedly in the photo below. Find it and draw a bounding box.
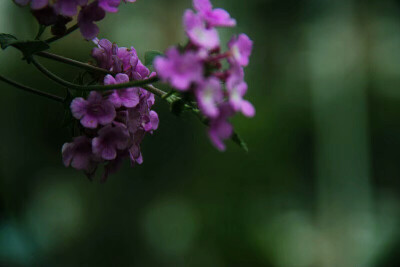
[35,24,47,40]
[36,51,111,75]
[0,74,64,103]
[45,24,79,44]
[31,57,162,95]
[32,53,169,98]
[142,85,167,98]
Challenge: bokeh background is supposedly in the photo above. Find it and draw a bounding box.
[1,0,400,266]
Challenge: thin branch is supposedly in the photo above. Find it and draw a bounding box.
[0,74,64,103]
[35,25,47,40]
[143,85,167,98]
[31,57,162,96]
[36,51,111,75]
[33,52,169,98]
[45,24,79,44]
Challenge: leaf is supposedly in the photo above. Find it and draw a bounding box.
[11,40,49,59]
[0,33,49,60]
[170,99,186,117]
[162,90,177,100]
[144,50,163,66]
[0,33,17,49]
[231,132,249,153]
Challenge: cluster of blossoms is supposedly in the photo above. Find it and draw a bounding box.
[154,0,254,151]
[62,38,158,181]
[14,0,135,40]
[10,0,255,179]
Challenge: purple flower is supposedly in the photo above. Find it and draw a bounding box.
[78,1,106,40]
[143,110,159,132]
[193,0,236,27]
[183,9,220,50]
[226,66,255,117]
[71,91,116,129]
[97,0,136,12]
[14,0,48,10]
[62,136,97,173]
[129,143,143,165]
[92,38,114,70]
[92,125,130,160]
[104,73,140,108]
[154,47,204,91]
[127,95,158,134]
[129,129,145,165]
[228,34,253,67]
[208,103,235,151]
[117,46,139,72]
[91,39,148,80]
[195,77,223,118]
[131,60,150,80]
[98,0,121,12]
[54,0,87,17]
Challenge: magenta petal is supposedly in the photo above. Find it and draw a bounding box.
[104,74,116,85]
[62,136,96,172]
[79,21,100,40]
[99,0,121,13]
[149,111,159,130]
[135,153,143,164]
[208,8,236,27]
[241,100,255,117]
[208,130,226,151]
[196,77,223,118]
[115,73,130,83]
[92,125,130,161]
[78,1,106,40]
[193,0,212,12]
[154,47,204,91]
[102,146,117,160]
[184,10,220,50]
[62,143,74,167]
[207,104,234,151]
[54,0,80,16]
[228,34,253,67]
[81,115,99,129]
[70,97,88,119]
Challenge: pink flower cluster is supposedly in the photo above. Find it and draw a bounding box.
[14,0,136,40]
[154,0,254,151]
[62,39,158,181]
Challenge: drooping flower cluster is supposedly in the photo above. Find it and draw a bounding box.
[154,0,254,151]
[13,0,136,40]
[62,39,158,181]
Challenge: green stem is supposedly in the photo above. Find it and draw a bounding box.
[142,85,167,98]
[35,25,47,40]
[36,51,111,75]
[31,57,162,96]
[0,74,64,103]
[45,24,79,44]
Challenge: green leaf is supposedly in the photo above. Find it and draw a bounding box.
[0,33,18,49]
[144,50,163,66]
[0,33,49,60]
[170,99,186,117]
[162,90,177,100]
[231,132,249,152]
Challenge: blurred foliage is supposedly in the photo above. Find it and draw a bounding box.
[1,0,400,266]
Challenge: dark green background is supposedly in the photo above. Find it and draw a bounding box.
[1,0,400,266]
